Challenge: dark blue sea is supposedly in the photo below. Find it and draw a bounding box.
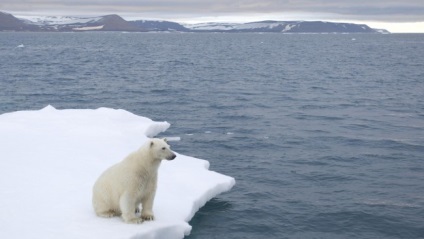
[1,32,424,239]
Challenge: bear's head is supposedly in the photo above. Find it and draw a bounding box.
[150,138,177,161]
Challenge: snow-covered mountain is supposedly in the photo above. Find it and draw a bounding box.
[131,20,189,32]
[184,20,384,33]
[19,15,101,26]
[15,14,139,31]
[0,11,389,33]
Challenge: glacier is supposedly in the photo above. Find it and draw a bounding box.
[0,106,235,239]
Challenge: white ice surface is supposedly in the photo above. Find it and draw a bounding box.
[0,106,235,239]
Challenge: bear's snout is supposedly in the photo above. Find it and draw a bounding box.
[167,153,177,160]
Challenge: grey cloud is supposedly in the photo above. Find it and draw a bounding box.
[1,0,424,22]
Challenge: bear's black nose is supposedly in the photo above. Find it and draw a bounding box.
[169,154,177,160]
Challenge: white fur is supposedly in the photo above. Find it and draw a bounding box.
[92,138,176,224]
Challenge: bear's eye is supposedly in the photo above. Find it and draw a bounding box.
[162,147,166,150]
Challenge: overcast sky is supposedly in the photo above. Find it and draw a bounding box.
[2,0,424,32]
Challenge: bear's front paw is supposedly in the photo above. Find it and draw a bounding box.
[141,213,154,221]
[96,210,117,218]
[126,217,144,224]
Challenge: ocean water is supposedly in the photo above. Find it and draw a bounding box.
[1,32,424,239]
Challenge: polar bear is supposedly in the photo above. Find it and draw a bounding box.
[92,138,176,224]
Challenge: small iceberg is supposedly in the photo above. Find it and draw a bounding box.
[0,106,235,239]
[163,136,181,141]
[16,44,25,48]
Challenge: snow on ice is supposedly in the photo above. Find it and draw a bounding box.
[0,106,235,239]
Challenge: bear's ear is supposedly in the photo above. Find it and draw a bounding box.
[162,138,168,143]
[150,141,154,148]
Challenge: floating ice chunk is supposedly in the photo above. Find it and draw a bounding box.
[163,136,181,141]
[0,107,235,239]
[17,44,24,48]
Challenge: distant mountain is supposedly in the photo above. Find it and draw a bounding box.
[184,21,383,33]
[96,14,141,31]
[14,13,141,32]
[131,20,188,32]
[0,11,389,33]
[374,28,391,34]
[0,11,40,31]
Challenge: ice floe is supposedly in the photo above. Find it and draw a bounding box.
[0,106,235,239]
